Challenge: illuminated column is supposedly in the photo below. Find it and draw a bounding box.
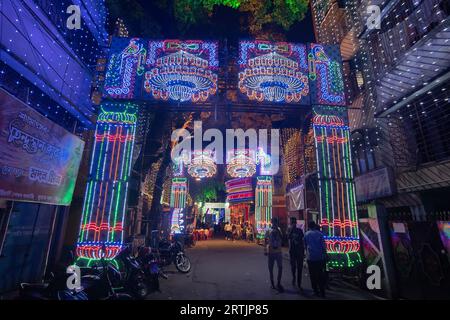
[312,112,361,269]
[76,103,137,261]
[255,176,273,239]
[170,177,187,234]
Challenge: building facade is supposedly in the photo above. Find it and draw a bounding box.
[0,0,108,294]
[310,0,450,298]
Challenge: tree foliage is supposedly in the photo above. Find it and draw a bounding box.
[173,0,309,34]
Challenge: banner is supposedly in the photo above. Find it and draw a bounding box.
[287,184,304,211]
[0,88,84,205]
[355,167,396,202]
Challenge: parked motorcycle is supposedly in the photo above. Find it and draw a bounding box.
[19,270,88,300]
[80,260,132,300]
[137,246,168,293]
[114,244,148,299]
[157,238,191,273]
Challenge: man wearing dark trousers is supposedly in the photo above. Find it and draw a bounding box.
[265,217,284,293]
[304,221,327,298]
[288,217,305,293]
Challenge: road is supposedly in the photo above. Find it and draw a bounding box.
[149,239,379,300]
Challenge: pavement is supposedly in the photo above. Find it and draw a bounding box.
[148,238,380,300]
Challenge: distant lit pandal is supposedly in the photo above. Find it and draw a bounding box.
[187,150,217,179]
[226,149,257,178]
[144,50,217,102]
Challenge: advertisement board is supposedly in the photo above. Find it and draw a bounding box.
[0,88,85,205]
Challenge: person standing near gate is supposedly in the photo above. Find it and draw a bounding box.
[264,217,284,293]
[304,221,327,298]
[288,217,305,293]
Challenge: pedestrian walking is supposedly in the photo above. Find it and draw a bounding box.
[264,217,284,292]
[224,223,232,240]
[287,217,305,292]
[304,221,327,298]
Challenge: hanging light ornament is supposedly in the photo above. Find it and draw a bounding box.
[226,149,256,178]
[187,150,217,179]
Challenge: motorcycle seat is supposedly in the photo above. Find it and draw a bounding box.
[20,283,49,290]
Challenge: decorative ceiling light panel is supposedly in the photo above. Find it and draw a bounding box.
[308,44,346,106]
[238,40,310,104]
[144,40,219,103]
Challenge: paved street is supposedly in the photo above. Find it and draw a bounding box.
[149,239,379,300]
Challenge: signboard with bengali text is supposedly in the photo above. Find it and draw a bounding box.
[0,88,84,205]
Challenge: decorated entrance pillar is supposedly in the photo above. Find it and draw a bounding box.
[312,108,361,269]
[76,103,137,261]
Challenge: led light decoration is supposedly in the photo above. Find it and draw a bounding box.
[225,177,254,204]
[227,149,257,178]
[144,40,218,102]
[171,208,185,234]
[76,103,138,261]
[170,178,188,235]
[312,108,361,269]
[238,41,309,103]
[170,177,188,208]
[309,44,345,105]
[104,38,147,99]
[255,176,273,239]
[187,150,217,179]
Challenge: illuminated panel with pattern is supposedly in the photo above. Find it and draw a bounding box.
[103,38,218,103]
[308,44,346,106]
[312,107,360,269]
[76,103,137,261]
[104,38,147,99]
[145,40,218,102]
[238,40,310,104]
[225,177,254,203]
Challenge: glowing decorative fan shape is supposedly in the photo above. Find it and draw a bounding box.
[187,151,217,179]
[239,52,309,103]
[227,150,256,178]
[144,51,217,102]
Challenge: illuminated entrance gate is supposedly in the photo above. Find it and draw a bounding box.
[77,38,360,269]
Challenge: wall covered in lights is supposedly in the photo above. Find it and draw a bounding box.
[312,106,360,269]
[76,103,138,261]
[104,37,219,103]
[0,0,108,126]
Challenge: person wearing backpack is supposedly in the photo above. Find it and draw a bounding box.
[264,217,284,292]
[288,217,305,292]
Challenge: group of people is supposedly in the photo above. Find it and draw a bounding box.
[223,222,255,242]
[265,217,327,298]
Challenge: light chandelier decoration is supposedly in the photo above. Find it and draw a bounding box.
[187,150,217,179]
[144,40,218,103]
[226,149,257,178]
[238,41,309,103]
